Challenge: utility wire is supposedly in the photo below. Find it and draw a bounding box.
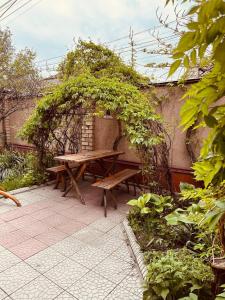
[0,0,34,21]
[0,0,18,19]
[0,0,15,11]
[3,0,44,23]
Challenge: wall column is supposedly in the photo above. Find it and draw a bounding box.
[81,114,94,151]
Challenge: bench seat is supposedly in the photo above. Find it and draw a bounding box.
[92,168,140,217]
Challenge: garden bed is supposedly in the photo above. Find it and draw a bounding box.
[126,192,217,300]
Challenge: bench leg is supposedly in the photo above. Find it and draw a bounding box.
[133,183,137,196]
[54,173,60,189]
[103,190,107,217]
[108,190,117,210]
[125,180,130,194]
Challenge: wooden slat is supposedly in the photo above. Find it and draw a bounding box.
[54,150,124,163]
[92,169,140,190]
[46,165,66,173]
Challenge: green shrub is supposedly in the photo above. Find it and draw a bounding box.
[144,248,214,300]
[0,150,47,191]
[127,193,189,251]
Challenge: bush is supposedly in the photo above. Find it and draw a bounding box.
[0,150,47,191]
[144,248,214,300]
[127,193,189,251]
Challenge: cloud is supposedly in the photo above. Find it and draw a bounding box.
[0,0,185,79]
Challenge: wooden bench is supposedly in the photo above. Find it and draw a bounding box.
[46,165,67,191]
[47,163,79,192]
[92,168,140,217]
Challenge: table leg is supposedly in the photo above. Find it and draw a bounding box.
[64,163,85,205]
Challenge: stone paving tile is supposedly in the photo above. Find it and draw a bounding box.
[50,202,75,212]
[59,206,88,220]
[20,221,52,237]
[0,209,27,222]
[107,224,126,240]
[118,269,143,297]
[89,218,117,233]
[105,285,141,300]
[112,243,134,263]
[51,236,86,257]
[89,234,125,254]
[0,223,17,234]
[0,288,7,300]
[8,215,36,229]
[30,208,55,221]
[0,230,30,248]
[70,245,109,269]
[41,213,72,227]
[25,247,66,273]
[93,255,134,284]
[55,220,85,235]
[44,258,89,289]
[11,275,63,300]
[0,262,39,294]
[55,291,77,299]
[8,238,47,260]
[34,228,68,246]
[72,227,104,243]
[67,271,116,300]
[0,249,21,272]
[106,211,126,224]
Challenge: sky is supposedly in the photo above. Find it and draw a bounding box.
[0,0,187,81]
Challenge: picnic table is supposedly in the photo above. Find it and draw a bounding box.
[54,150,124,204]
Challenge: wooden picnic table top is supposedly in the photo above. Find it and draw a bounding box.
[54,150,124,164]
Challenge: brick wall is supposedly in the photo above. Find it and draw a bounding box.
[81,114,94,151]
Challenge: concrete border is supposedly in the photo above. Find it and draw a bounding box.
[123,218,147,279]
[0,180,55,198]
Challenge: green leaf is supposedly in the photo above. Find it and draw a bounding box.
[127,199,138,206]
[160,288,169,300]
[190,49,197,65]
[183,55,190,68]
[204,115,218,128]
[141,207,151,214]
[168,60,181,77]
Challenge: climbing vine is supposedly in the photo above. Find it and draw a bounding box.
[20,73,172,192]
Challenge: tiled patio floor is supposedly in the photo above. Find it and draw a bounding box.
[0,181,143,299]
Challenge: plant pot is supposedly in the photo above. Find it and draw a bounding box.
[211,257,225,295]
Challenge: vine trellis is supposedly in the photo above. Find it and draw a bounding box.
[21,73,172,193]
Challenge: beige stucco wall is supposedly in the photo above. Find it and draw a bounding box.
[94,84,208,169]
[7,99,36,146]
[2,83,209,170]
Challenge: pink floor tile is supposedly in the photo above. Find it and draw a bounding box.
[0,230,30,248]
[75,211,104,225]
[59,206,88,220]
[20,221,52,237]
[0,208,27,221]
[30,208,55,221]
[8,238,47,259]
[0,218,5,224]
[20,203,43,214]
[35,228,68,246]
[0,222,17,234]
[8,215,36,229]
[50,202,75,213]
[41,213,73,227]
[56,220,86,234]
